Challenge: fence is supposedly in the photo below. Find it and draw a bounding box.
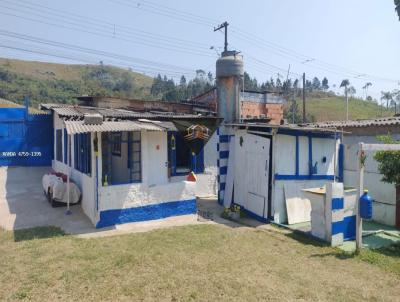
[0,106,53,166]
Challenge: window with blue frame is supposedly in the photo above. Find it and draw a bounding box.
[55,129,62,162]
[74,133,91,175]
[102,131,141,185]
[111,132,121,156]
[63,128,67,164]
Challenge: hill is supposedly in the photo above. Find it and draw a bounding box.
[285,93,393,122]
[0,58,154,107]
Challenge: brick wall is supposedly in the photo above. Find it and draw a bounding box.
[240,102,283,124]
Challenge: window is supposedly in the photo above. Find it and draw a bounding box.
[128,131,141,182]
[56,129,62,162]
[111,132,121,156]
[74,133,91,175]
[102,131,141,185]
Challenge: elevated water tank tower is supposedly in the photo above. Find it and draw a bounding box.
[214,22,244,123]
[216,50,244,123]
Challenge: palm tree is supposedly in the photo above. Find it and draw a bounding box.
[348,86,356,99]
[340,79,350,120]
[362,82,372,100]
[381,91,393,109]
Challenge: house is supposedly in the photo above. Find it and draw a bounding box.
[190,87,285,124]
[308,117,400,228]
[218,123,341,225]
[40,103,220,228]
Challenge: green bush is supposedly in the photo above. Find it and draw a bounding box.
[373,135,400,185]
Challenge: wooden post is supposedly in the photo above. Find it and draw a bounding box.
[356,142,364,252]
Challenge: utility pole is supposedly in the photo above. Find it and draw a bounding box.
[302,72,306,123]
[214,21,229,53]
[345,86,348,120]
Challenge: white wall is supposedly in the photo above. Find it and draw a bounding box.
[197,130,218,197]
[273,179,329,223]
[98,181,196,212]
[342,137,397,226]
[274,134,296,175]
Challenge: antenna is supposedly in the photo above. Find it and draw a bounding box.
[214,21,229,53]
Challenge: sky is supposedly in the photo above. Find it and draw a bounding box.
[0,0,399,101]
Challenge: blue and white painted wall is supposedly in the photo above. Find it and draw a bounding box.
[218,125,341,225]
[52,113,218,228]
[272,130,340,223]
[306,182,356,246]
[216,125,234,205]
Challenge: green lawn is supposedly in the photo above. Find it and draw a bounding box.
[0,224,399,301]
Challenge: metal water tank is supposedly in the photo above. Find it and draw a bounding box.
[216,51,244,78]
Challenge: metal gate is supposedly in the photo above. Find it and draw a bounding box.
[0,107,53,166]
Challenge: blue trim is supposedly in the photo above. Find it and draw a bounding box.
[63,128,67,164]
[219,135,230,143]
[338,143,344,182]
[220,150,229,159]
[332,197,344,210]
[220,166,227,175]
[295,135,299,176]
[332,215,356,240]
[217,143,220,151]
[220,182,226,191]
[275,174,335,180]
[308,135,313,175]
[96,199,197,228]
[233,203,268,223]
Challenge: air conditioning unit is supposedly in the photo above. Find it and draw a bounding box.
[84,113,103,125]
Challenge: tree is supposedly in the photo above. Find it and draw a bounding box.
[395,0,400,20]
[321,77,329,91]
[340,79,350,120]
[374,135,400,185]
[381,91,393,109]
[179,75,187,87]
[293,78,299,89]
[312,77,321,90]
[362,82,372,100]
[348,86,356,99]
[276,78,282,89]
[243,72,258,91]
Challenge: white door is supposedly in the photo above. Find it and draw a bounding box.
[234,132,270,218]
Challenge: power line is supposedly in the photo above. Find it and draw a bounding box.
[0,40,197,80]
[0,2,215,58]
[0,30,197,73]
[104,0,399,85]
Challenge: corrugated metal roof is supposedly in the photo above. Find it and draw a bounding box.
[226,122,340,133]
[64,120,165,134]
[305,116,400,129]
[44,104,212,119]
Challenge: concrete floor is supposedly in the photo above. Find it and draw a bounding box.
[0,167,239,238]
